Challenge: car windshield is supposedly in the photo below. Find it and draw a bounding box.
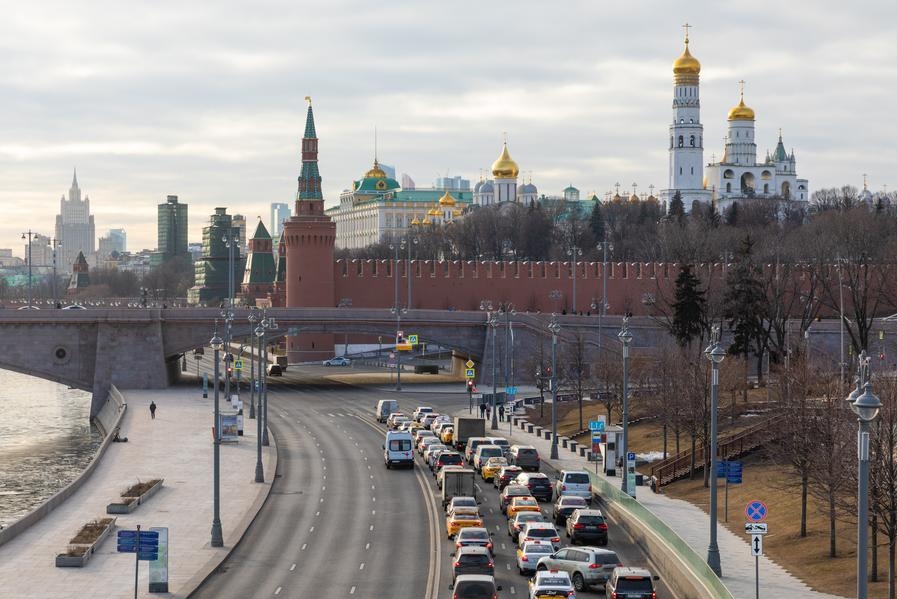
[561,498,587,507]
[442,455,463,465]
[480,448,503,458]
[517,513,543,523]
[454,514,480,521]
[528,477,550,486]
[515,498,537,506]
[577,515,605,525]
[525,545,553,555]
[566,473,590,484]
[505,486,529,495]
[538,576,570,587]
[518,448,538,456]
[389,439,412,451]
[454,498,477,508]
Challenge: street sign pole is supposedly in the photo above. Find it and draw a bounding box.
[134,524,141,599]
[756,554,759,599]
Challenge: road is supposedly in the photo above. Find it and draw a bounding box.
[191,364,675,598]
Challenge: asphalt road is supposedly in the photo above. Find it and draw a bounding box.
[190,364,675,598]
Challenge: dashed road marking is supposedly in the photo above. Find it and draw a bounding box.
[372,509,376,515]
[309,526,314,533]
[370,525,374,531]
[290,563,296,571]
[510,586,516,595]
[274,586,282,595]
[301,543,307,551]
[350,586,356,595]
[365,542,370,549]
[359,562,365,570]
[501,543,506,550]
[327,413,335,417]
[315,511,320,516]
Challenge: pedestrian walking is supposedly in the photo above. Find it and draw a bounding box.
[149,401,157,419]
[499,404,505,421]
[479,402,486,418]
[485,406,491,420]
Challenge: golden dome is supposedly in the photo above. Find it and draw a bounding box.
[673,38,700,85]
[612,193,622,203]
[727,96,755,121]
[364,159,387,179]
[427,206,440,217]
[411,217,421,226]
[629,193,639,203]
[422,216,432,225]
[491,142,520,179]
[438,190,456,206]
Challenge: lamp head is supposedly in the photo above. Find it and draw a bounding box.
[709,344,726,364]
[852,382,882,423]
[254,324,265,338]
[210,333,223,351]
[618,327,633,346]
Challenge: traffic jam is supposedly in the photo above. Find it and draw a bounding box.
[378,400,661,599]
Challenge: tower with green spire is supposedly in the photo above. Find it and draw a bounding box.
[241,219,276,304]
[297,95,323,201]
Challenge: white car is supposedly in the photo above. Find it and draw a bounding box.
[517,540,554,575]
[529,569,576,598]
[554,470,593,504]
[323,356,351,366]
[517,522,561,551]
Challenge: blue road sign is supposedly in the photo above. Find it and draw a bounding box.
[589,420,606,432]
[745,500,768,522]
[138,551,159,561]
[505,386,518,395]
[717,460,743,478]
[727,461,743,484]
[117,530,160,554]
[627,452,636,461]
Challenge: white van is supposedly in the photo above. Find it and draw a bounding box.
[383,430,414,469]
[376,399,399,423]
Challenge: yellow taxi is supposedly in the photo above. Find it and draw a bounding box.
[446,511,484,539]
[440,426,454,445]
[480,456,508,482]
[507,496,541,519]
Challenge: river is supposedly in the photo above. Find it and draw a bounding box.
[0,370,101,529]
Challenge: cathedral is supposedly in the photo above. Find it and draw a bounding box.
[661,28,808,211]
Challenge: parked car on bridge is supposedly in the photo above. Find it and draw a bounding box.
[323,356,351,366]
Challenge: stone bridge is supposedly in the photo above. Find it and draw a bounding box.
[0,308,861,419]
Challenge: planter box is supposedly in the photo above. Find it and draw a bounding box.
[55,517,116,568]
[107,479,163,515]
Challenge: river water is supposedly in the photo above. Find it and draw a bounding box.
[0,370,101,529]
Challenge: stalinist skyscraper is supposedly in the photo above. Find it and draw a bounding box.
[55,170,96,273]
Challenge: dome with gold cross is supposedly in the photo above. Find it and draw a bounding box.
[491,142,520,179]
[728,85,755,121]
[438,190,456,207]
[673,26,700,85]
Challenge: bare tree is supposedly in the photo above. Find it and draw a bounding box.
[561,330,590,431]
[870,376,897,597]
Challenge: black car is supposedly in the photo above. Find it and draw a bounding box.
[515,472,553,502]
[565,508,609,545]
[500,484,533,514]
[451,546,494,581]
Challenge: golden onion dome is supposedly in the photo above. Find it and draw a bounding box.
[411,216,421,226]
[491,142,520,179]
[438,190,456,206]
[422,216,432,225]
[612,193,622,203]
[673,38,700,85]
[364,159,387,179]
[629,194,639,203]
[427,206,440,217]
[647,194,658,203]
[727,96,755,121]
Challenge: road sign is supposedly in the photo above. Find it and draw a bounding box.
[717,460,743,483]
[505,386,517,395]
[745,523,768,535]
[408,334,419,345]
[465,368,476,378]
[589,419,606,432]
[745,500,768,522]
[626,452,636,498]
[751,534,763,556]
[396,342,412,351]
[465,360,475,369]
[117,530,160,560]
[234,359,243,370]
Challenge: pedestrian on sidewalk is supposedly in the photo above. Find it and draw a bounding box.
[498,404,505,421]
[149,401,157,419]
[479,402,486,418]
[485,406,491,420]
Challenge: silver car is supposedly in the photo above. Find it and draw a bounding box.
[516,540,554,575]
[537,546,622,592]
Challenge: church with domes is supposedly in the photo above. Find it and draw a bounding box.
[473,141,538,206]
[660,28,808,211]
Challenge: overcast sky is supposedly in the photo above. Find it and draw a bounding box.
[2,0,895,255]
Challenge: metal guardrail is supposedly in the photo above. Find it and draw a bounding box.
[649,419,773,487]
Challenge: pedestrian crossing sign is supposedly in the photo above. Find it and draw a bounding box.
[408,334,419,345]
[234,360,243,370]
[465,368,476,379]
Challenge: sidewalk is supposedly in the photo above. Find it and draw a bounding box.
[481,411,845,599]
[0,387,275,598]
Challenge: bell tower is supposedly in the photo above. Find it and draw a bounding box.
[282,97,336,362]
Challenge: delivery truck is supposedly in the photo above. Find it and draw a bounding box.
[452,416,486,451]
[441,468,477,508]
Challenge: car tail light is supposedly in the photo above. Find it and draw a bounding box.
[551,537,560,542]
[610,593,617,599]
[567,593,575,597]
[520,555,529,562]
[652,593,656,599]
[598,523,608,531]
[573,523,585,529]
[527,483,534,489]
[453,561,461,567]
[487,562,494,568]
[486,542,493,551]
[456,542,462,548]
[588,484,592,492]
[588,563,599,569]
[562,484,567,491]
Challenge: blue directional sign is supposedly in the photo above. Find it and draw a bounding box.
[589,420,606,432]
[117,529,160,560]
[745,500,768,522]
[505,386,518,395]
[727,461,743,484]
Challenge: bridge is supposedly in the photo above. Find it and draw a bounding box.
[0,308,862,418]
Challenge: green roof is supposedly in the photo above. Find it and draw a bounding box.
[251,220,271,240]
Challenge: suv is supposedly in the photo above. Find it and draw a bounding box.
[473,445,504,472]
[552,495,589,525]
[515,472,553,502]
[605,567,659,599]
[508,445,540,471]
[452,546,494,581]
[494,465,523,490]
[538,547,623,592]
[517,522,561,551]
[455,527,494,555]
[486,436,511,456]
[554,470,593,503]
[528,570,575,598]
[465,437,491,464]
[450,574,502,599]
[412,406,434,422]
[566,508,609,546]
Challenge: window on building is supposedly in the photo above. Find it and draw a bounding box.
[691,167,694,175]
[690,135,695,147]
[679,167,683,175]
[726,182,732,193]
[678,135,683,147]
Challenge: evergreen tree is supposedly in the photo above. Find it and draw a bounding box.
[589,200,605,240]
[724,201,739,226]
[722,236,768,379]
[668,191,685,223]
[670,264,706,347]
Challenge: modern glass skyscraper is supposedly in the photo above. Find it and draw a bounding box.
[157,195,188,259]
[270,202,290,238]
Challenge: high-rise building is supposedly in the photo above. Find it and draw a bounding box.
[232,214,248,252]
[55,169,96,274]
[155,196,188,265]
[270,202,291,238]
[98,228,127,259]
[186,207,245,306]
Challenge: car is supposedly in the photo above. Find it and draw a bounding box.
[465,437,492,464]
[376,399,399,423]
[507,496,542,519]
[447,496,480,514]
[266,363,283,376]
[486,436,511,456]
[446,512,484,539]
[383,430,414,469]
[517,540,555,575]
[517,521,561,551]
[412,406,434,422]
[386,412,408,430]
[419,437,442,456]
[437,465,464,489]
[528,569,576,599]
[455,526,494,556]
[508,511,546,542]
[61,304,86,309]
[440,426,455,445]
[494,465,524,490]
[605,566,659,599]
[449,574,502,599]
[424,443,449,463]
[473,445,505,472]
[434,451,464,474]
[538,547,622,592]
[508,445,541,471]
[515,472,553,502]
[322,356,351,366]
[480,457,508,482]
[552,496,589,525]
[432,420,451,436]
[421,413,440,428]
[566,508,609,546]
[452,546,494,581]
[554,470,593,503]
[414,429,437,448]
[500,484,534,514]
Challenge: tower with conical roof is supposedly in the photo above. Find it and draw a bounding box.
[241,219,276,303]
[662,25,711,208]
[282,97,337,361]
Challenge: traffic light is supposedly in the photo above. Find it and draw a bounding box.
[467,379,474,392]
[545,366,552,378]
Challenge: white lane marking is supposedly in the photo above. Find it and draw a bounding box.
[327,413,335,417]
[320,498,324,503]
[372,497,376,502]
[359,562,365,570]
[489,508,494,514]
[290,563,296,571]
[506,563,511,570]
[369,525,374,531]
[350,586,356,595]
[274,586,282,595]
[371,485,375,490]
[301,543,307,551]
[309,526,315,533]
[510,587,516,595]
[322,486,326,491]
[365,542,370,549]
[315,511,320,516]
[370,475,374,480]
[372,510,376,515]
[501,543,506,550]
[495,525,501,531]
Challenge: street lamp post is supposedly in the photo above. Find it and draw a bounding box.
[618,317,633,495]
[848,353,881,599]
[548,315,561,460]
[220,306,234,404]
[247,308,259,419]
[209,326,224,547]
[260,314,275,447]
[488,311,499,431]
[21,230,34,308]
[704,326,726,576]
[407,236,418,310]
[390,238,407,391]
[567,246,582,313]
[253,319,266,483]
[49,237,61,307]
[597,235,613,356]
